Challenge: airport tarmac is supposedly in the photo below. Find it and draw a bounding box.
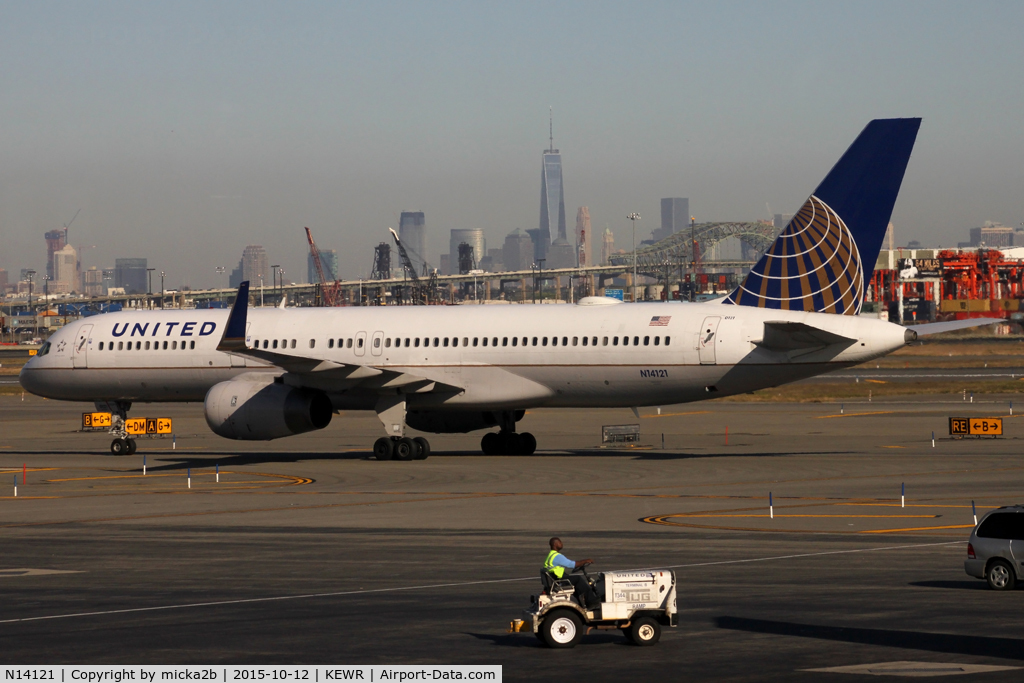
[1,394,1023,680]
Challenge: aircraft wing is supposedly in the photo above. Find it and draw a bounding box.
[906,317,1001,337]
[216,282,460,394]
[756,321,857,352]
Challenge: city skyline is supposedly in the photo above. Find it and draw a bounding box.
[1,3,1023,289]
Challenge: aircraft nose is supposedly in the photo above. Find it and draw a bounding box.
[18,363,43,395]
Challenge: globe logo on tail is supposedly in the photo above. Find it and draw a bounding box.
[724,195,864,315]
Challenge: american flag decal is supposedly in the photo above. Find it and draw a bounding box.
[649,316,671,327]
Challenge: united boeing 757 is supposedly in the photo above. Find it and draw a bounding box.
[20,118,980,459]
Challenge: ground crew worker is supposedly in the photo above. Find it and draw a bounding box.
[543,537,599,607]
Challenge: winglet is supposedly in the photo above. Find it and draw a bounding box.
[217,281,249,352]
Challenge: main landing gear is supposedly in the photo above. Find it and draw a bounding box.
[373,436,431,461]
[110,438,138,456]
[481,431,537,455]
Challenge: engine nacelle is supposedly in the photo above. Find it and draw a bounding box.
[205,377,333,440]
[406,410,523,434]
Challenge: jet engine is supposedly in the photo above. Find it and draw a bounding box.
[204,377,333,440]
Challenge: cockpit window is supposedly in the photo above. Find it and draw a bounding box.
[37,341,51,357]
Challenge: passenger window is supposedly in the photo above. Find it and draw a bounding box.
[190,341,195,350]
[99,342,104,350]
[145,341,150,350]
[357,338,364,348]
[665,336,671,346]
[613,337,619,346]
[454,337,460,347]
[310,339,316,348]
[463,337,469,346]
[348,339,353,348]
[473,338,478,347]
[137,341,142,350]
[433,337,439,347]
[551,337,557,347]
[644,336,650,346]
[163,341,168,350]
[512,337,518,347]
[654,336,660,346]
[414,338,420,347]
[581,337,587,346]
[385,338,392,348]
[633,336,639,346]
[291,339,296,349]
[264,340,270,349]
[561,337,567,346]
[502,337,508,347]
[602,337,608,346]
[541,337,547,346]
[172,341,177,350]
[329,339,334,349]
[492,337,498,346]
[374,338,381,348]
[482,337,488,347]
[405,339,411,347]
[273,340,279,349]
[443,338,449,347]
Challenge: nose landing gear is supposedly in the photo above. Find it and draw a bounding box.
[373,435,431,461]
[110,438,137,456]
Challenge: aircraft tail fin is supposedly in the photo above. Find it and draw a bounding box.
[217,281,250,352]
[724,118,921,315]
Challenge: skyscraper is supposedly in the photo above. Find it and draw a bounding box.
[44,230,66,281]
[575,207,591,267]
[399,211,427,276]
[449,229,485,274]
[115,258,148,294]
[536,112,566,262]
[503,229,534,272]
[601,228,615,266]
[651,198,689,243]
[53,244,80,293]
[308,249,338,283]
[241,245,269,287]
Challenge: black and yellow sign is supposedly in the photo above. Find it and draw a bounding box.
[82,412,112,429]
[156,418,173,434]
[950,417,1003,436]
[125,418,148,436]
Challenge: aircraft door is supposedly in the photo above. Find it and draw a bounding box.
[354,331,367,357]
[72,324,93,368]
[698,316,721,365]
[371,331,384,357]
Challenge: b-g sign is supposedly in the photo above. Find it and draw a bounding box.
[82,412,112,429]
[949,417,1003,437]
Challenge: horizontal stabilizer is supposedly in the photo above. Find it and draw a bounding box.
[907,318,1001,338]
[757,321,856,352]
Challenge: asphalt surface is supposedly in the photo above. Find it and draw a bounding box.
[2,394,1023,680]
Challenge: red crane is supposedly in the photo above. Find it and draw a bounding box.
[305,227,340,306]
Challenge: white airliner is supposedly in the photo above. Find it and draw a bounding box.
[20,118,984,459]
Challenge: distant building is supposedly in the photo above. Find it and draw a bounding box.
[479,248,504,273]
[115,258,148,294]
[44,230,66,281]
[228,260,244,288]
[537,116,566,262]
[308,249,338,283]
[503,229,534,272]
[575,207,591,267]
[970,223,1015,248]
[399,211,427,276]
[546,237,576,269]
[651,198,689,243]
[439,254,451,276]
[53,244,80,293]
[0,269,8,293]
[449,229,485,275]
[83,267,104,297]
[601,228,615,266]
[773,214,793,231]
[241,245,269,287]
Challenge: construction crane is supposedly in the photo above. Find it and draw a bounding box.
[305,226,340,306]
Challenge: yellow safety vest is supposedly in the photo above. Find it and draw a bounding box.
[544,550,565,579]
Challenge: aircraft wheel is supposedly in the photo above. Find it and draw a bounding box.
[373,437,394,461]
[481,431,501,455]
[394,437,416,461]
[126,439,138,455]
[504,432,523,455]
[110,439,128,456]
[520,432,537,455]
[413,437,430,460]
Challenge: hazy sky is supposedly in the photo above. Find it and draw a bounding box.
[1,1,1022,289]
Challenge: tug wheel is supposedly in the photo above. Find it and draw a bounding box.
[540,609,583,649]
[627,616,661,646]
